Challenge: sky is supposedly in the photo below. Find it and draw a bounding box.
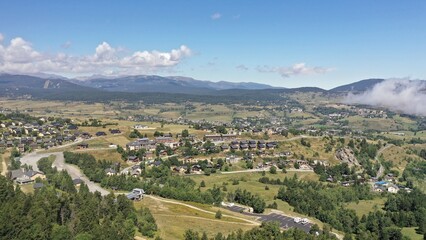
[0,1,425,89]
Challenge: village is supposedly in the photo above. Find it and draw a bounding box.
[0,110,414,197]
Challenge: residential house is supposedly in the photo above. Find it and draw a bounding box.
[81,132,92,139]
[96,131,107,136]
[77,143,89,149]
[127,156,140,162]
[73,178,84,187]
[105,168,117,176]
[109,129,121,134]
[220,144,230,151]
[10,169,46,184]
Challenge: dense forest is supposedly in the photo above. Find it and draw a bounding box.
[276,175,426,239]
[0,173,155,239]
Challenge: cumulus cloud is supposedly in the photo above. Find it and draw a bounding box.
[0,33,4,42]
[0,35,192,76]
[344,79,426,116]
[257,63,332,78]
[211,12,222,20]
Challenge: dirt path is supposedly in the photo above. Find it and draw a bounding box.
[1,155,7,176]
[221,168,313,174]
[279,135,321,142]
[375,144,394,179]
[154,214,257,226]
[145,195,260,226]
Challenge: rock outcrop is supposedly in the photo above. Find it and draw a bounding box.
[335,147,360,166]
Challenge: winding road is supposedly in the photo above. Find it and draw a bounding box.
[20,151,110,196]
[375,144,393,179]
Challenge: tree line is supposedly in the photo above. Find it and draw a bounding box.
[276,175,426,239]
[0,172,157,239]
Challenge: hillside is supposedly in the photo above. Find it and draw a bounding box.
[329,78,384,92]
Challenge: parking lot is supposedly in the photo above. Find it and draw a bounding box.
[226,206,312,233]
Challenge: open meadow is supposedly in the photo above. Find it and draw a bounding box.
[133,195,258,239]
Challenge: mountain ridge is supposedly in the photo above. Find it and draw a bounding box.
[1,73,415,98]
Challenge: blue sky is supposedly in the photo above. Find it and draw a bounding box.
[0,1,425,89]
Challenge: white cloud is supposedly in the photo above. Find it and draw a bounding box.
[236,64,248,71]
[344,79,426,116]
[257,63,333,78]
[211,12,222,20]
[61,41,72,49]
[0,33,4,42]
[0,35,192,76]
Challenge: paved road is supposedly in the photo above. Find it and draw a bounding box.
[20,151,110,196]
[120,163,138,175]
[226,205,312,233]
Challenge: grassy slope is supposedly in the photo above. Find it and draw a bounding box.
[401,227,423,240]
[278,137,338,164]
[133,196,256,240]
[381,145,423,172]
[189,171,327,226]
[345,198,386,218]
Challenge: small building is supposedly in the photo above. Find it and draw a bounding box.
[81,132,92,139]
[77,143,89,149]
[96,131,107,136]
[109,129,121,134]
[134,124,149,130]
[105,168,117,176]
[191,165,202,172]
[131,165,142,176]
[73,178,84,186]
[68,125,78,130]
[127,188,145,201]
[388,186,399,194]
[127,156,140,162]
[230,145,239,151]
[220,144,230,151]
[248,144,257,149]
[10,169,45,184]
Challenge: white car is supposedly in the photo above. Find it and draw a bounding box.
[301,218,309,225]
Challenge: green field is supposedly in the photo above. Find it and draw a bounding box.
[134,196,257,239]
[401,227,423,240]
[345,198,386,218]
[189,171,326,225]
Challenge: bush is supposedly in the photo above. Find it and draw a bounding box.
[215,210,222,219]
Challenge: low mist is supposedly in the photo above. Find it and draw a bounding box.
[344,79,426,116]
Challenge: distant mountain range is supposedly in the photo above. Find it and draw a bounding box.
[70,75,276,94]
[0,73,400,102]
